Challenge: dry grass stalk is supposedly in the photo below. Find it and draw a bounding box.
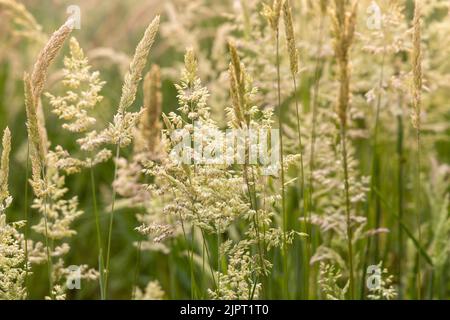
[331,0,358,299]
[282,0,311,297]
[411,0,423,299]
[23,19,74,298]
[26,18,73,162]
[263,0,288,297]
[104,15,160,298]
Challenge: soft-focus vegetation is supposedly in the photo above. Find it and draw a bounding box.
[0,0,448,300]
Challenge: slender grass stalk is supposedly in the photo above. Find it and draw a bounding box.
[179,214,197,299]
[198,228,217,291]
[202,234,206,296]
[217,226,221,298]
[190,226,197,299]
[168,239,177,299]
[187,93,218,296]
[414,126,423,299]
[40,165,54,298]
[21,18,73,299]
[411,0,423,299]
[227,41,265,298]
[331,0,358,299]
[198,234,218,299]
[308,0,328,218]
[360,236,371,299]
[250,167,265,295]
[262,175,269,297]
[262,0,287,299]
[185,168,218,295]
[340,126,355,299]
[89,154,105,299]
[245,167,264,299]
[282,0,305,220]
[361,46,386,297]
[371,48,386,261]
[293,73,311,298]
[168,181,198,299]
[23,142,30,294]
[307,3,327,299]
[104,143,120,298]
[275,29,289,299]
[308,7,326,217]
[396,108,404,299]
[282,0,309,298]
[103,16,160,298]
[372,187,433,267]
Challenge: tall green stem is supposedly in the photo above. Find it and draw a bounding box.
[104,143,121,298]
[415,129,423,299]
[307,12,326,299]
[371,49,386,261]
[340,125,355,300]
[396,108,404,299]
[41,165,54,299]
[292,75,309,298]
[89,154,105,299]
[276,29,288,299]
[23,142,30,295]
[178,214,197,299]
[244,165,264,299]
[361,49,386,297]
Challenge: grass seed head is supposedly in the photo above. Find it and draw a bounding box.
[118,15,160,114]
[0,127,11,202]
[283,0,299,75]
[31,18,73,102]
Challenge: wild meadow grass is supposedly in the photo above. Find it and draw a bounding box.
[0,0,448,300]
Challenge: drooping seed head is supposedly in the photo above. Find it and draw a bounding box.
[31,18,73,102]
